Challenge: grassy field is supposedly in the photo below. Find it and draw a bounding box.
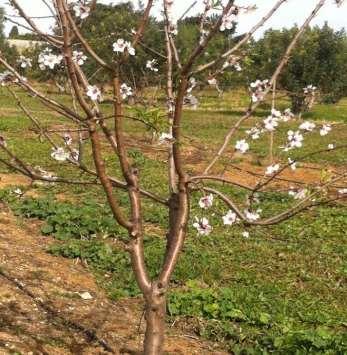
[0,86,347,354]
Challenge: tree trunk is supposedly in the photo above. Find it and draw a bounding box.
[143,287,167,355]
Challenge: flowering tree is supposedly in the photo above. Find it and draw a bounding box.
[0,0,346,354]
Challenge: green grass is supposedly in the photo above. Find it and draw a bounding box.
[1,189,346,353]
[0,86,347,353]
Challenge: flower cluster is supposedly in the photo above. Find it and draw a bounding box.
[120,83,133,100]
[72,1,91,19]
[199,194,214,209]
[283,120,332,151]
[249,79,270,103]
[193,193,261,238]
[245,108,295,143]
[38,48,63,70]
[113,39,135,56]
[299,121,316,132]
[0,71,15,86]
[285,130,304,150]
[51,144,79,163]
[303,84,318,110]
[86,85,102,101]
[220,6,239,32]
[235,139,249,154]
[222,210,238,225]
[221,54,242,72]
[320,124,331,136]
[17,56,32,69]
[288,188,308,200]
[34,166,58,183]
[72,50,87,66]
[207,77,217,86]
[146,59,159,72]
[264,109,282,131]
[303,84,317,95]
[244,209,262,222]
[51,147,70,162]
[158,132,174,144]
[220,5,257,32]
[265,163,280,176]
[193,217,212,236]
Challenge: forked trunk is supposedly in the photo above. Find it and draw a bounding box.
[143,290,167,355]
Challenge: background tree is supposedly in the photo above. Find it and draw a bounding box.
[248,24,347,112]
[0,8,18,66]
[76,2,164,90]
[8,25,19,39]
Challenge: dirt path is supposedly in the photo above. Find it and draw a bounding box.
[0,205,226,355]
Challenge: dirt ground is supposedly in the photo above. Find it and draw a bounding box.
[0,204,227,355]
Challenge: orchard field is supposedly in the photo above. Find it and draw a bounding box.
[0,86,347,354]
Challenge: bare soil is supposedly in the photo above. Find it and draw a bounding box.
[0,205,227,354]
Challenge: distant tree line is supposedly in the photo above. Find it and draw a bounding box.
[1,2,347,110]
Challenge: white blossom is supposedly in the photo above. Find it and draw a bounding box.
[222,210,238,225]
[235,139,249,154]
[246,127,262,140]
[244,209,261,222]
[288,158,297,171]
[220,6,238,31]
[35,166,58,182]
[70,149,79,161]
[199,194,214,209]
[146,59,158,72]
[207,77,217,86]
[264,115,279,131]
[51,147,69,162]
[193,217,212,236]
[303,84,317,95]
[38,49,63,70]
[13,188,23,196]
[158,132,173,144]
[282,108,294,122]
[17,56,32,69]
[0,71,14,86]
[287,130,304,150]
[86,85,102,101]
[289,188,308,200]
[187,77,197,93]
[72,50,87,66]
[113,39,135,56]
[250,79,269,103]
[265,163,280,176]
[62,133,72,146]
[73,3,90,19]
[320,124,331,136]
[242,231,250,238]
[299,121,316,132]
[263,109,282,131]
[120,83,133,100]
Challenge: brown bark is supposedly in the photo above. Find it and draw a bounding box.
[144,284,167,355]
